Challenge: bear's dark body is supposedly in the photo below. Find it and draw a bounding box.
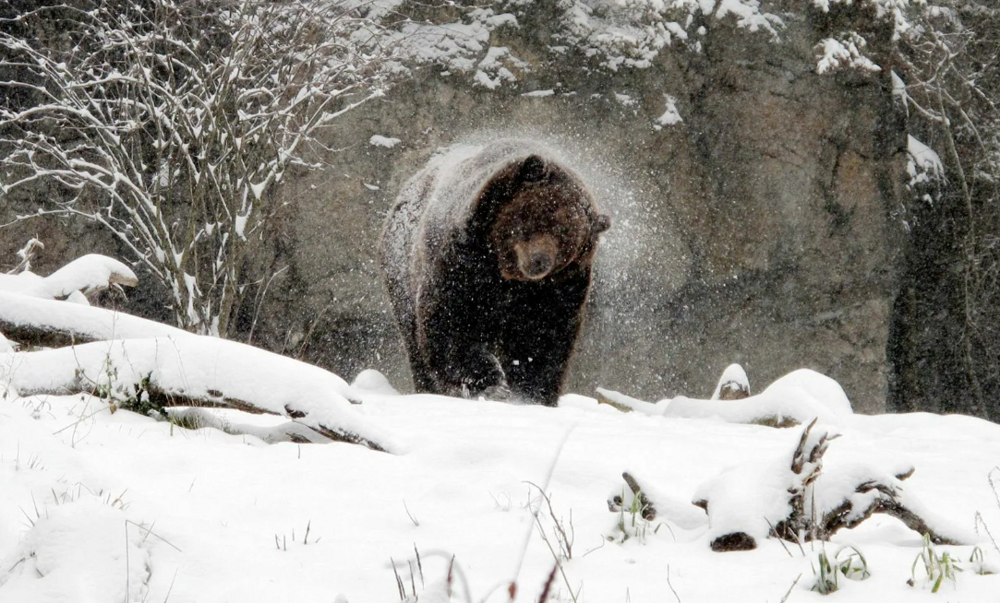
[379,141,609,406]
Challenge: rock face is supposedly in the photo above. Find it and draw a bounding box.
[0,0,911,414]
[246,0,908,413]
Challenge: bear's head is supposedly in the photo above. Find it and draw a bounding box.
[490,155,610,282]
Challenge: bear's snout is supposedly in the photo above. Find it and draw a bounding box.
[526,251,554,279]
[514,236,559,281]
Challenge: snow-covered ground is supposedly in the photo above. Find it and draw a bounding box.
[2,378,1000,602]
[2,255,1000,602]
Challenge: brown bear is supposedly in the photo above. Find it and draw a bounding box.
[379,140,610,406]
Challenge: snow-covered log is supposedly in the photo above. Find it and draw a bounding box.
[692,419,969,552]
[0,291,187,349]
[0,337,397,453]
[598,368,853,427]
[662,369,854,427]
[595,388,657,413]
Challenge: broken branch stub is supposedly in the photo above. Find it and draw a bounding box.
[622,472,657,521]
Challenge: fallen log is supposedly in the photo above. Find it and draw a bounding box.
[0,290,188,349]
[0,336,395,452]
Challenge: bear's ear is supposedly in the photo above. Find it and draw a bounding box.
[593,214,611,234]
[517,155,548,183]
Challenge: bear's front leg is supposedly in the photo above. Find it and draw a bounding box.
[457,347,512,401]
[417,277,510,400]
[429,339,510,400]
[500,271,591,406]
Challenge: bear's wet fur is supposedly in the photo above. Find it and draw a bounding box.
[379,142,610,406]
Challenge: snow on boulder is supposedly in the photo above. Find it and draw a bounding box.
[0,254,137,304]
[653,94,682,129]
[692,448,796,550]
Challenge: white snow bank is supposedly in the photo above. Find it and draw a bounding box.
[661,368,853,425]
[0,290,188,342]
[2,379,1000,601]
[0,497,151,603]
[0,336,400,452]
[0,254,137,304]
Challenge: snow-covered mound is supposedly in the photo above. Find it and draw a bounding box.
[2,379,1000,601]
[351,368,400,395]
[0,332,14,353]
[1,257,998,600]
[0,497,151,602]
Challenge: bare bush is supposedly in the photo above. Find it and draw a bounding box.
[0,0,397,336]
